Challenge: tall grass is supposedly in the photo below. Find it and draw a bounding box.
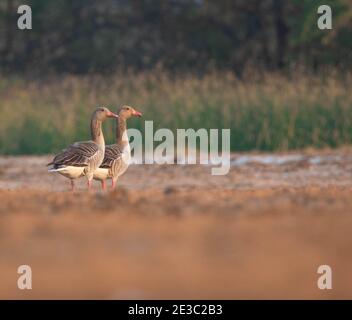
[0,71,352,154]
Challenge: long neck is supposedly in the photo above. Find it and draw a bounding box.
[91,118,105,146]
[116,117,128,147]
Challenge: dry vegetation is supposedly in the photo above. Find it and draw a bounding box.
[1,150,352,299]
[1,71,352,154]
[1,69,352,299]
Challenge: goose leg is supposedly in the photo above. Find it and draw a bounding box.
[87,179,93,191]
[70,180,75,192]
[101,180,106,191]
[111,178,117,190]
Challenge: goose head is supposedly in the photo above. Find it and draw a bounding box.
[118,105,142,120]
[93,107,119,121]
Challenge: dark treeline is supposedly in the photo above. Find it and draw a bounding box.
[0,0,351,74]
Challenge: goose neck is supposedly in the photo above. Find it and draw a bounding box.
[116,117,128,146]
[91,118,105,146]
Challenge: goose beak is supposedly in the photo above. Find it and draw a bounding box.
[133,110,142,117]
[107,111,119,118]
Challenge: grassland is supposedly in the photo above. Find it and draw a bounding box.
[1,70,352,154]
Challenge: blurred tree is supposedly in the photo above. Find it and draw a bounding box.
[290,0,352,69]
[0,0,351,74]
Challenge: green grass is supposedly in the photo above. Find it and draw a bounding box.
[1,71,352,154]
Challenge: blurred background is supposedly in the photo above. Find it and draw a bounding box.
[2,1,352,299]
[0,0,352,154]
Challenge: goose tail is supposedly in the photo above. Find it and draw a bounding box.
[48,165,66,173]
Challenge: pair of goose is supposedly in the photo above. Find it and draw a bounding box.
[48,106,142,191]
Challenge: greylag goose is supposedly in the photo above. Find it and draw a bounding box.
[93,105,142,190]
[47,107,119,191]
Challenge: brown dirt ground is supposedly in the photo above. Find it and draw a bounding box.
[0,149,352,299]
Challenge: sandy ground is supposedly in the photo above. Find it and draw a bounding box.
[1,149,352,299]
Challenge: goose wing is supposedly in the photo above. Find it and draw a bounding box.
[48,141,99,167]
[100,144,123,169]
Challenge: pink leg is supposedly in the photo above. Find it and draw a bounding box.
[111,179,117,190]
[101,180,106,191]
[87,179,93,191]
[70,180,75,192]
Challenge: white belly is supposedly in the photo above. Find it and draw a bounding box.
[119,146,131,177]
[93,168,110,181]
[56,166,85,179]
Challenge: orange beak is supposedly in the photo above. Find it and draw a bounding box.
[107,111,119,118]
[132,110,142,117]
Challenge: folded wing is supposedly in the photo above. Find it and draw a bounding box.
[100,144,123,168]
[48,141,99,168]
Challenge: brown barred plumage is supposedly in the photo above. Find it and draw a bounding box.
[48,107,119,191]
[93,105,142,190]
[100,144,123,169]
[48,141,100,168]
